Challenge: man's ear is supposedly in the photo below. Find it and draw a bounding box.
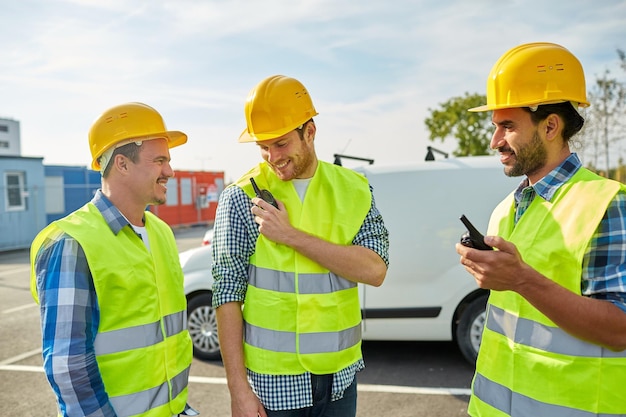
[113,154,129,173]
[305,121,316,141]
[545,114,561,142]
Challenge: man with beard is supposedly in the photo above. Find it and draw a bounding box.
[211,75,389,417]
[456,42,626,416]
[31,103,197,417]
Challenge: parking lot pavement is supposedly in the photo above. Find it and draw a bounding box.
[1,227,472,416]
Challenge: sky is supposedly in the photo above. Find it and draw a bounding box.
[2,0,626,182]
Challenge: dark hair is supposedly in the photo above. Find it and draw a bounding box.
[522,102,584,141]
[102,142,142,177]
[295,118,314,140]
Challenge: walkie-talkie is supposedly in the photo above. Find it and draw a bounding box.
[459,214,492,250]
[250,178,278,209]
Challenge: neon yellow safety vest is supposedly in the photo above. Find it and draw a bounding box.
[31,203,192,417]
[236,161,371,375]
[469,168,626,417]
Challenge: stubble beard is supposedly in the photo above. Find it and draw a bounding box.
[273,148,315,181]
[505,130,547,178]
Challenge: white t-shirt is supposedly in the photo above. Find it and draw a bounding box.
[131,224,150,251]
[292,178,312,201]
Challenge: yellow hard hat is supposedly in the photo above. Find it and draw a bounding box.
[238,75,319,142]
[469,42,589,112]
[88,102,187,170]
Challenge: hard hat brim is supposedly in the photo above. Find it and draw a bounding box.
[238,128,257,143]
[238,128,286,143]
[91,130,188,170]
[468,104,492,112]
[163,130,188,148]
[469,100,590,113]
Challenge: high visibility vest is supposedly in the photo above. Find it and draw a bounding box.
[31,203,192,417]
[236,161,371,375]
[469,168,626,416]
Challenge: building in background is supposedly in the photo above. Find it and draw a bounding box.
[150,170,225,227]
[0,118,21,156]
[44,165,101,224]
[0,117,47,251]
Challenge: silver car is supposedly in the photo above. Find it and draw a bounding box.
[181,228,220,360]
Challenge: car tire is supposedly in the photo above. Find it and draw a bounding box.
[455,294,488,364]
[187,292,221,361]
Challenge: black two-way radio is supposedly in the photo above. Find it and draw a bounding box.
[459,214,492,251]
[250,178,278,209]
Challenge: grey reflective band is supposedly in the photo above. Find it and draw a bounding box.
[170,366,190,402]
[249,268,295,293]
[245,322,295,352]
[94,311,186,355]
[298,272,356,294]
[249,266,356,294]
[300,325,361,354]
[94,319,162,355]
[473,373,620,417]
[487,304,626,358]
[109,366,190,417]
[163,311,187,337]
[244,321,361,354]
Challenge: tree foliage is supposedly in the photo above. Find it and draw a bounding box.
[580,49,626,178]
[587,70,625,174]
[424,92,493,157]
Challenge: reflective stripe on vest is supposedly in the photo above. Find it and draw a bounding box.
[109,367,190,417]
[94,311,187,355]
[486,305,626,358]
[249,265,357,294]
[473,373,623,417]
[245,321,361,354]
[470,168,626,416]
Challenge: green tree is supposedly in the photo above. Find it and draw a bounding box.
[424,92,493,156]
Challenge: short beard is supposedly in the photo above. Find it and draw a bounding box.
[273,146,315,180]
[291,150,314,179]
[505,130,547,178]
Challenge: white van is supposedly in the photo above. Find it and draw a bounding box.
[180,155,519,364]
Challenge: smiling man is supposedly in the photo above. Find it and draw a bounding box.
[30,102,197,417]
[456,43,626,416]
[211,75,389,417]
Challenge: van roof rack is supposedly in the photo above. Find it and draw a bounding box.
[425,146,449,161]
[333,154,375,166]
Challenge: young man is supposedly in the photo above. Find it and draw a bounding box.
[30,102,197,417]
[457,42,626,416]
[212,75,389,417]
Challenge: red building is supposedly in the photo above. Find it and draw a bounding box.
[150,170,225,227]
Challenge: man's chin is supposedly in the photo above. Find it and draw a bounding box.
[150,198,166,206]
[272,169,295,181]
[503,165,525,178]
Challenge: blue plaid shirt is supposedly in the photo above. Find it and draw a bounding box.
[513,153,626,312]
[212,182,389,411]
[32,191,145,417]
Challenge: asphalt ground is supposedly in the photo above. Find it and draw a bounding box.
[0,226,474,416]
